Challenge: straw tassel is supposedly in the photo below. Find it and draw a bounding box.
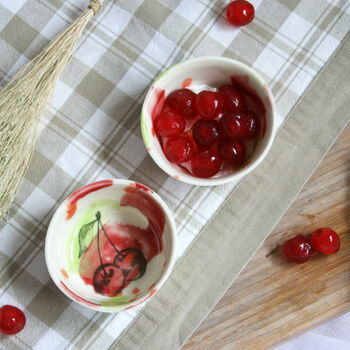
[0,0,104,220]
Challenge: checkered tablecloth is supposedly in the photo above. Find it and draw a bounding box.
[0,0,349,349]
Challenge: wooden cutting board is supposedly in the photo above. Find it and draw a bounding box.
[184,123,350,350]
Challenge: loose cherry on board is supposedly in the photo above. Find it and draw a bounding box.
[282,234,312,264]
[166,89,197,119]
[219,139,246,167]
[311,228,340,255]
[191,150,222,178]
[220,111,259,140]
[195,90,223,120]
[193,119,221,147]
[0,305,26,335]
[219,85,244,113]
[163,137,194,163]
[154,111,185,137]
[226,0,255,27]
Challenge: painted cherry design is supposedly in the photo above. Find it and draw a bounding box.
[93,264,125,297]
[79,212,147,297]
[114,248,147,281]
[0,305,26,335]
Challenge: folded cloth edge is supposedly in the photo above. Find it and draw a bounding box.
[112,32,350,350]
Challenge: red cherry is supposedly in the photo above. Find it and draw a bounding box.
[219,139,246,167]
[191,150,222,178]
[166,89,197,119]
[195,90,223,120]
[114,248,147,281]
[193,120,220,147]
[226,0,255,26]
[311,228,340,255]
[163,137,194,163]
[219,85,244,113]
[282,234,312,264]
[220,111,259,140]
[93,264,125,297]
[0,305,26,335]
[154,111,185,137]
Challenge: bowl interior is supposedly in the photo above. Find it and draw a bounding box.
[141,57,276,185]
[46,180,175,311]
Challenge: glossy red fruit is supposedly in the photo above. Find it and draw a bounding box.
[154,111,185,137]
[219,85,244,113]
[195,90,223,120]
[311,228,340,255]
[0,305,26,335]
[282,234,312,264]
[166,89,197,119]
[219,139,246,167]
[163,137,194,163]
[93,264,125,297]
[226,0,255,26]
[220,111,259,140]
[191,150,222,178]
[193,119,220,147]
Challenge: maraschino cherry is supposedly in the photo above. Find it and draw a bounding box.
[282,234,312,264]
[219,139,246,167]
[219,85,244,113]
[195,91,223,120]
[154,111,185,137]
[191,150,222,178]
[311,228,340,255]
[226,0,255,27]
[166,88,197,119]
[220,111,259,140]
[193,120,221,147]
[164,137,194,163]
[0,305,26,335]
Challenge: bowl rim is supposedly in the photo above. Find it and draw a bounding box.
[141,56,277,186]
[45,178,177,313]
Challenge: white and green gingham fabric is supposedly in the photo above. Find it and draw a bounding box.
[0,0,349,349]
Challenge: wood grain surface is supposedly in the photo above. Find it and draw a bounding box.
[184,122,350,350]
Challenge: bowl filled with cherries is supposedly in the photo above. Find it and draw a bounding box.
[141,56,277,185]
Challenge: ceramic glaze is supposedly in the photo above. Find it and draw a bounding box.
[45,180,176,312]
[150,76,267,178]
[141,57,277,186]
[78,186,165,297]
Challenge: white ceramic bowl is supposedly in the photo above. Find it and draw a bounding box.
[141,56,276,186]
[45,179,176,312]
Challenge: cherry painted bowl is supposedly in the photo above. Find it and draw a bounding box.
[45,179,176,312]
[141,56,277,186]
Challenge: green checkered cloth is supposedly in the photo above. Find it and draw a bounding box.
[0,0,349,349]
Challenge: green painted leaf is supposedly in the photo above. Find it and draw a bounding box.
[78,219,97,258]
